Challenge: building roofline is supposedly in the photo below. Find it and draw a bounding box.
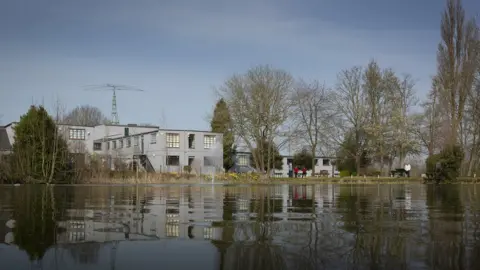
[236,151,335,159]
[94,129,223,142]
[56,123,160,129]
[1,122,18,128]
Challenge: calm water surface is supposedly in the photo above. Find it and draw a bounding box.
[0,184,479,270]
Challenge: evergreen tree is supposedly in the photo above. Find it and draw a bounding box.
[211,99,236,170]
[12,105,70,183]
[293,148,314,170]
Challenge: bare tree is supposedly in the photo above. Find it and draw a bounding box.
[219,65,293,175]
[388,74,421,167]
[435,0,479,146]
[415,81,444,157]
[64,105,108,126]
[335,66,369,173]
[291,79,337,174]
[362,61,391,174]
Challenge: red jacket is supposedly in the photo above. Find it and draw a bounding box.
[294,167,299,173]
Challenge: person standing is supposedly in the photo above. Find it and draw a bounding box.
[294,166,299,178]
[404,163,411,177]
[302,167,307,178]
[288,162,293,178]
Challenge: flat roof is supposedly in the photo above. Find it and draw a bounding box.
[95,129,222,142]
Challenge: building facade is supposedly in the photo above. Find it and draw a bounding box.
[98,129,223,174]
[2,121,223,174]
[233,151,336,177]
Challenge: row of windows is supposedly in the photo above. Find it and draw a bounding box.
[95,133,218,150]
[67,129,218,150]
[166,156,216,166]
[69,129,86,140]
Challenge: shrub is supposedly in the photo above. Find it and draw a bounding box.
[183,165,192,174]
[439,144,463,180]
[339,170,350,177]
[366,169,381,177]
[426,144,464,182]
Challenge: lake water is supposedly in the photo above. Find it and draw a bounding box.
[0,184,479,270]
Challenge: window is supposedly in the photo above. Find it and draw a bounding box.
[126,138,131,148]
[203,227,214,240]
[203,135,216,149]
[107,142,110,150]
[119,139,124,148]
[166,155,180,166]
[188,156,194,166]
[238,155,249,166]
[134,136,139,146]
[188,134,195,149]
[93,142,102,151]
[112,141,117,149]
[166,224,179,237]
[323,159,330,166]
[166,133,180,148]
[151,133,157,144]
[204,156,214,166]
[69,129,85,140]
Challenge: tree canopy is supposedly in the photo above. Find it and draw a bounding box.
[64,105,108,126]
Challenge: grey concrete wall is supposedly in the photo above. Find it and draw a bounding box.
[55,124,158,154]
[105,130,224,173]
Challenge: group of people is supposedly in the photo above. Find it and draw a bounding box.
[287,162,307,178]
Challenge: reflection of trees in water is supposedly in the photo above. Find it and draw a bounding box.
[64,242,103,264]
[426,184,467,270]
[218,187,322,270]
[12,186,68,261]
[336,185,410,269]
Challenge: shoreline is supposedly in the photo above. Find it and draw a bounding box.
[3,176,478,185]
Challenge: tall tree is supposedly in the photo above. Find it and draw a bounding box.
[64,105,108,126]
[211,98,236,170]
[220,65,293,175]
[362,60,390,174]
[290,80,337,174]
[435,0,479,146]
[415,82,444,157]
[388,73,421,167]
[335,66,369,173]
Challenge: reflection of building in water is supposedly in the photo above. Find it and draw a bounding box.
[57,186,225,243]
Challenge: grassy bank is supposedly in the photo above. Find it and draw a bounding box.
[4,170,479,185]
[80,173,429,185]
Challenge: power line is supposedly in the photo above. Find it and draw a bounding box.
[84,84,145,124]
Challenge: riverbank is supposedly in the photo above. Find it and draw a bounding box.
[3,171,479,185]
[78,176,428,185]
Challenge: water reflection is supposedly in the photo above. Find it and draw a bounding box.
[0,184,479,269]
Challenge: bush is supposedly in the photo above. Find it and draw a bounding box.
[426,144,464,182]
[366,169,381,177]
[339,170,350,177]
[426,154,441,174]
[183,165,192,174]
[439,144,463,180]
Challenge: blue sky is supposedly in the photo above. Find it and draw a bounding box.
[0,0,478,130]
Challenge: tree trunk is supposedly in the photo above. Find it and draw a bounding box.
[311,145,316,175]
